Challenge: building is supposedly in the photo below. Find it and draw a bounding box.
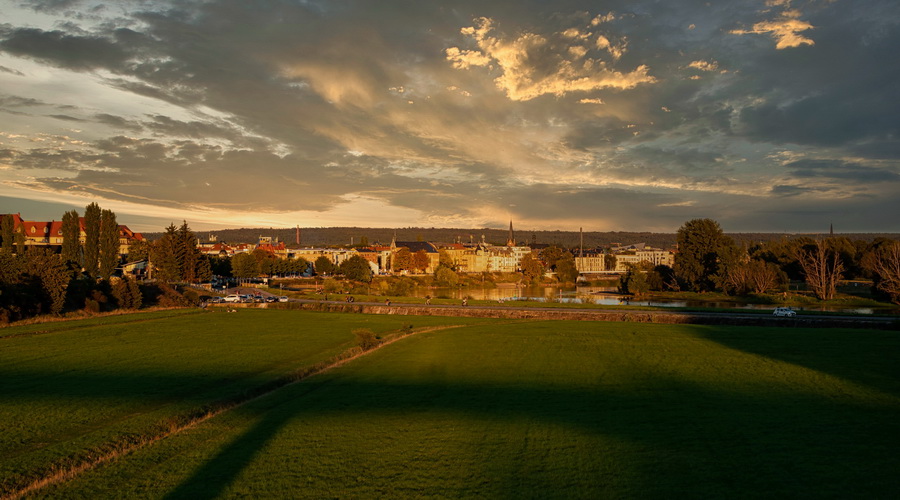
[3,212,144,256]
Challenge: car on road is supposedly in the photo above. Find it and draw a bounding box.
[773,307,796,317]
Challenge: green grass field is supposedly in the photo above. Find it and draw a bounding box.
[17,313,900,498]
[0,309,483,495]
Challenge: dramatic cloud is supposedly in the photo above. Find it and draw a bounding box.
[0,0,898,233]
[446,16,656,101]
[730,1,816,49]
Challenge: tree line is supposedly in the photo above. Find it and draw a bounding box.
[0,207,227,323]
[618,218,900,304]
[0,203,143,322]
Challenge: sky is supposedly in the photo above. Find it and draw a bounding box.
[0,0,898,234]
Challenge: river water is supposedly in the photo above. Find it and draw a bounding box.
[413,285,884,315]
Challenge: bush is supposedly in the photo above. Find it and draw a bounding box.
[182,289,201,306]
[434,266,459,287]
[353,328,380,351]
[386,277,416,297]
[323,278,342,293]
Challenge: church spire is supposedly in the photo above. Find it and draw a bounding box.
[507,220,515,246]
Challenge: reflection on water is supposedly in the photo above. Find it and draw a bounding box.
[414,286,880,315]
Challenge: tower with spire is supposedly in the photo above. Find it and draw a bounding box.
[506,220,515,246]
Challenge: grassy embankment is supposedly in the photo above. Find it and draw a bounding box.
[0,309,485,497]
[33,314,900,498]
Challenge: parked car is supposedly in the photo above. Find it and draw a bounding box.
[773,307,796,317]
[265,296,277,303]
[278,296,289,302]
[240,295,253,303]
[224,294,242,303]
[208,296,225,304]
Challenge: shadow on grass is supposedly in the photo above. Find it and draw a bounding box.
[690,326,900,398]
[157,369,900,498]
[7,324,900,498]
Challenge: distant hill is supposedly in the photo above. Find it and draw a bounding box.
[142,226,900,249]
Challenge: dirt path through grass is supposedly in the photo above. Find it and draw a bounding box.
[1,322,463,500]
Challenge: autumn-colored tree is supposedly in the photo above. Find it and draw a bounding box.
[519,252,544,283]
[413,249,430,273]
[393,247,413,273]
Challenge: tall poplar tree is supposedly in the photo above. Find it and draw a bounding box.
[1,215,14,254]
[82,202,101,278]
[98,209,119,280]
[61,210,80,265]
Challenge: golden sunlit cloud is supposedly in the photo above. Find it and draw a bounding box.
[731,1,815,49]
[446,17,656,101]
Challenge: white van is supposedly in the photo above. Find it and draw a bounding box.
[224,294,242,303]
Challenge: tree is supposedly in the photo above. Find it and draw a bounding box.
[150,224,181,282]
[674,218,736,292]
[872,240,900,304]
[111,276,143,309]
[745,260,784,294]
[413,250,430,273]
[231,252,259,279]
[98,209,119,280]
[148,221,209,283]
[15,226,25,255]
[555,254,579,283]
[251,248,277,277]
[796,239,844,300]
[82,202,101,278]
[126,239,151,263]
[22,249,70,315]
[392,248,412,273]
[604,253,617,271]
[434,266,459,287]
[619,262,651,297]
[314,255,334,275]
[539,246,565,269]
[0,215,13,254]
[519,252,544,283]
[438,250,457,271]
[647,264,678,292]
[340,255,373,282]
[61,210,80,265]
